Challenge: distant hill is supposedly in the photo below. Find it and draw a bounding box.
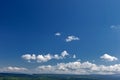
[0,73,120,80]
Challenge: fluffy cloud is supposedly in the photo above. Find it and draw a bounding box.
[2,61,120,74]
[54,54,61,59]
[61,50,69,57]
[36,61,97,74]
[36,61,120,74]
[22,50,70,63]
[55,32,61,36]
[2,66,27,72]
[66,35,79,42]
[22,54,36,62]
[37,54,52,62]
[100,54,118,61]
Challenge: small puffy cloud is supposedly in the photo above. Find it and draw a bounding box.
[66,35,79,42]
[37,54,52,63]
[22,54,36,62]
[73,54,76,58]
[2,66,27,72]
[100,54,118,61]
[53,51,69,59]
[22,54,53,63]
[22,54,31,60]
[61,50,69,57]
[55,32,61,36]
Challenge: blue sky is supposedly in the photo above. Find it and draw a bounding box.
[1,0,120,74]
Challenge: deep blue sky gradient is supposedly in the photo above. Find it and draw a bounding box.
[0,0,120,68]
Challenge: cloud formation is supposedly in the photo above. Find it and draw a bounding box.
[37,54,52,63]
[22,50,70,63]
[100,54,118,61]
[36,61,120,74]
[2,66,27,72]
[66,35,79,42]
[20,49,119,74]
[73,54,76,58]
[22,54,36,62]
[55,32,61,36]
[61,50,69,57]
[2,61,120,74]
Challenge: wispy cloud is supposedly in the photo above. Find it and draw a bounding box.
[110,25,120,30]
[100,53,118,61]
[65,35,80,42]
[2,66,27,72]
[22,50,70,63]
[55,32,61,36]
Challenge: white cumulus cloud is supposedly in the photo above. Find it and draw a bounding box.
[22,54,36,62]
[61,50,69,57]
[100,54,118,61]
[66,35,79,42]
[36,61,120,74]
[37,54,52,63]
[22,50,71,63]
